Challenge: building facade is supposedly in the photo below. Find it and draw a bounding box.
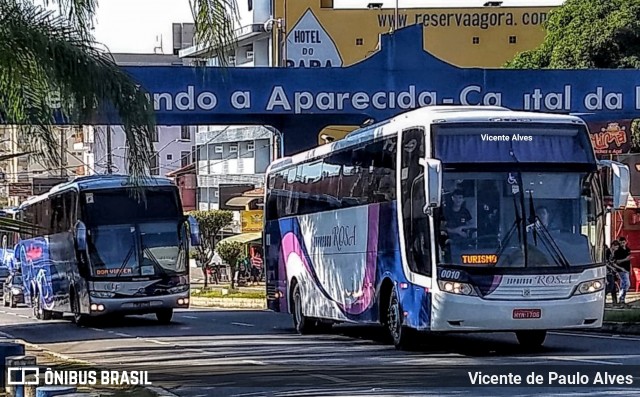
[0,126,85,207]
[196,125,274,232]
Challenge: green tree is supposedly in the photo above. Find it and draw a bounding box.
[215,240,243,290]
[188,210,233,287]
[0,0,238,232]
[505,0,640,69]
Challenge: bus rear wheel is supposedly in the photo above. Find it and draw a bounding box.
[292,283,314,334]
[156,309,173,324]
[516,330,547,349]
[33,291,51,320]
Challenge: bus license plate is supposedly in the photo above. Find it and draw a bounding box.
[513,309,541,319]
[134,302,150,308]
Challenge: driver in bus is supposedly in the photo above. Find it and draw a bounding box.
[444,189,473,239]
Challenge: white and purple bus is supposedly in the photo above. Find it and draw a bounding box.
[264,106,630,350]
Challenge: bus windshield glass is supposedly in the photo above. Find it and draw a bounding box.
[435,171,605,268]
[88,224,138,277]
[139,221,188,276]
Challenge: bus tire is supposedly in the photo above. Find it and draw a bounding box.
[387,288,414,350]
[515,330,546,349]
[71,293,88,326]
[156,309,173,324]
[292,283,314,334]
[33,291,52,320]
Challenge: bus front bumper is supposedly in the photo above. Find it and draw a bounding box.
[429,291,604,332]
[88,294,190,316]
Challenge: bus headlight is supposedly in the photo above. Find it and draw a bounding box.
[437,280,477,296]
[575,279,605,295]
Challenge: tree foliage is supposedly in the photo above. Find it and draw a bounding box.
[215,240,243,289]
[188,210,233,286]
[505,0,640,69]
[0,0,238,232]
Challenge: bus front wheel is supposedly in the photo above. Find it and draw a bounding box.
[387,288,414,350]
[516,330,547,349]
[156,309,173,324]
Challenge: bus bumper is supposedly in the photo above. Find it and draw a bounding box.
[88,294,190,316]
[429,291,604,332]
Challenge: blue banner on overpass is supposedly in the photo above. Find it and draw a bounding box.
[112,25,640,154]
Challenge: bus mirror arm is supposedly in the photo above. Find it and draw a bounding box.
[419,158,443,209]
[598,160,630,210]
[187,215,201,247]
[75,221,87,252]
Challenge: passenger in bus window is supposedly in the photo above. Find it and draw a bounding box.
[444,189,473,239]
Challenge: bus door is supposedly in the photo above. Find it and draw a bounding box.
[399,127,433,280]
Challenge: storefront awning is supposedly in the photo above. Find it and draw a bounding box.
[218,232,262,245]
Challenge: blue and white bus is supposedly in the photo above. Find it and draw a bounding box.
[264,106,630,349]
[13,175,200,325]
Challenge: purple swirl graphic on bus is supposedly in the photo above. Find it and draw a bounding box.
[280,205,379,315]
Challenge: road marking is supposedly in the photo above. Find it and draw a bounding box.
[231,322,255,327]
[242,360,267,366]
[308,373,350,384]
[551,331,640,342]
[17,315,30,319]
[145,339,171,345]
[88,327,105,332]
[143,386,180,397]
[182,315,198,319]
[548,356,621,365]
[114,332,131,338]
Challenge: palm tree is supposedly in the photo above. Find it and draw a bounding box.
[0,0,238,231]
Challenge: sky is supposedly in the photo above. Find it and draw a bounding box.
[92,0,563,54]
[92,0,194,54]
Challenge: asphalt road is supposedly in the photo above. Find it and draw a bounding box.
[0,305,639,397]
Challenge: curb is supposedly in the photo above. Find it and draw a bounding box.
[190,296,266,309]
[0,330,178,397]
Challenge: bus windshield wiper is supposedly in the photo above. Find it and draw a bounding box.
[115,246,134,277]
[495,195,523,260]
[527,192,571,268]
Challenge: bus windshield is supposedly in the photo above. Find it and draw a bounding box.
[435,171,605,268]
[88,225,138,277]
[82,187,186,278]
[139,221,187,275]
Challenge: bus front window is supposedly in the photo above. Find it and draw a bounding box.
[88,225,138,277]
[139,221,187,276]
[436,172,601,268]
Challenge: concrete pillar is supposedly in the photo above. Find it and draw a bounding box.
[5,355,37,397]
[35,386,76,397]
[0,342,25,388]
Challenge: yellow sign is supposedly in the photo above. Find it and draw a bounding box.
[461,254,498,265]
[241,210,263,233]
[274,2,555,68]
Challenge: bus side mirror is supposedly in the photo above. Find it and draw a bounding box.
[75,221,87,251]
[599,160,630,210]
[187,215,201,246]
[419,158,443,209]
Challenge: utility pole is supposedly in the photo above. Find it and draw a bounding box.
[106,125,113,174]
[60,127,66,178]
